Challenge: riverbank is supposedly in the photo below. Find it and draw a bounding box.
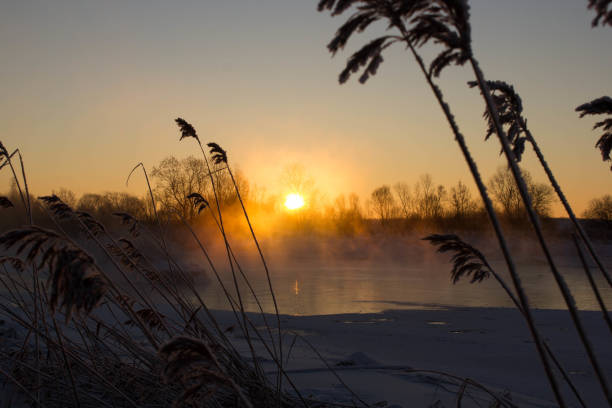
[212,306,612,407]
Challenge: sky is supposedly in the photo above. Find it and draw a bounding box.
[0,0,610,216]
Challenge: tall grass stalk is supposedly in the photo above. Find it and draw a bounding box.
[39,198,172,342]
[179,205,279,352]
[469,56,612,408]
[43,212,162,349]
[49,312,81,407]
[0,366,44,407]
[318,2,565,405]
[474,81,612,290]
[0,214,286,407]
[126,163,175,271]
[191,146,285,396]
[424,234,588,408]
[219,152,284,380]
[176,119,276,380]
[114,208,246,358]
[16,150,32,223]
[174,207,314,407]
[0,305,144,407]
[175,212,253,339]
[0,144,29,222]
[572,234,612,335]
[125,164,251,350]
[524,118,612,286]
[1,146,41,401]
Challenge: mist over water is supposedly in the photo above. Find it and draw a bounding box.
[173,231,612,315]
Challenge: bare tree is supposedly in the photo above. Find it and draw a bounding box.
[449,180,477,219]
[151,156,248,220]
[77,193,106,214]
[530,183,554,219]
[583,195,612,221]
[279,163,314,195]
[103,192,148,218]
[394,181,414,218]
[76,192,147,219]
[151,156,210,220]
[278,163,317,210]
[370,185,396,224]
[414,174,446,219]
[330,193,363,235]
[213,166,250,207]
[488,166,553,221]
[53,188,77,208]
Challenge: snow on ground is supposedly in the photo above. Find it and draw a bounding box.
[215,306,612,407]
[0,299,610,407]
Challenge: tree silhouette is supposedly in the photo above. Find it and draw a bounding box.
[449,180,477,219]
[583,195,612,221]
[487,166,553,221]
[370,185,396,224]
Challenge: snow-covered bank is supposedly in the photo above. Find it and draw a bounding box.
[216,306,612,407]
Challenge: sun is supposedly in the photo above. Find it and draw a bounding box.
[284,193,305,211]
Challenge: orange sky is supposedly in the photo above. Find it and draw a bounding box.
[0,1,610,216]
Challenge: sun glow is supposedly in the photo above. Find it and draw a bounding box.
[284,193,305,211]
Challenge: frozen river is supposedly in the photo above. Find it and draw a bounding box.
[194,257,612,315]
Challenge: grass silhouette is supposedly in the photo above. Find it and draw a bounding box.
[0,1,609,407]
[320,1,612,406]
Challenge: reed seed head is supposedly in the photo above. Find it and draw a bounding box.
[39,194,74,219]
[207,143,228,164]
[424,234,492,284]
[76,211,107,236]
[576,96,612,168]
[469,80,528,161]
[175,118,199,142]
[112,212,141,237]
[187,192,210,214]
[159,336,231,407]
[0,256,26,272]
[0,196,14,208]
[125,308,166,331]
[0,226,108,322]
[587,0,611,27]
[320,0,473,84]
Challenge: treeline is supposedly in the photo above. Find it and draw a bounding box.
[1,155,610,236]
[0,155,263,236]
[295,166,557,235]
[367,167,555,227]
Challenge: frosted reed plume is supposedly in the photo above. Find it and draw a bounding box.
[320,1,612,406]
[576,96,612,170]
[588,0,612,26]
